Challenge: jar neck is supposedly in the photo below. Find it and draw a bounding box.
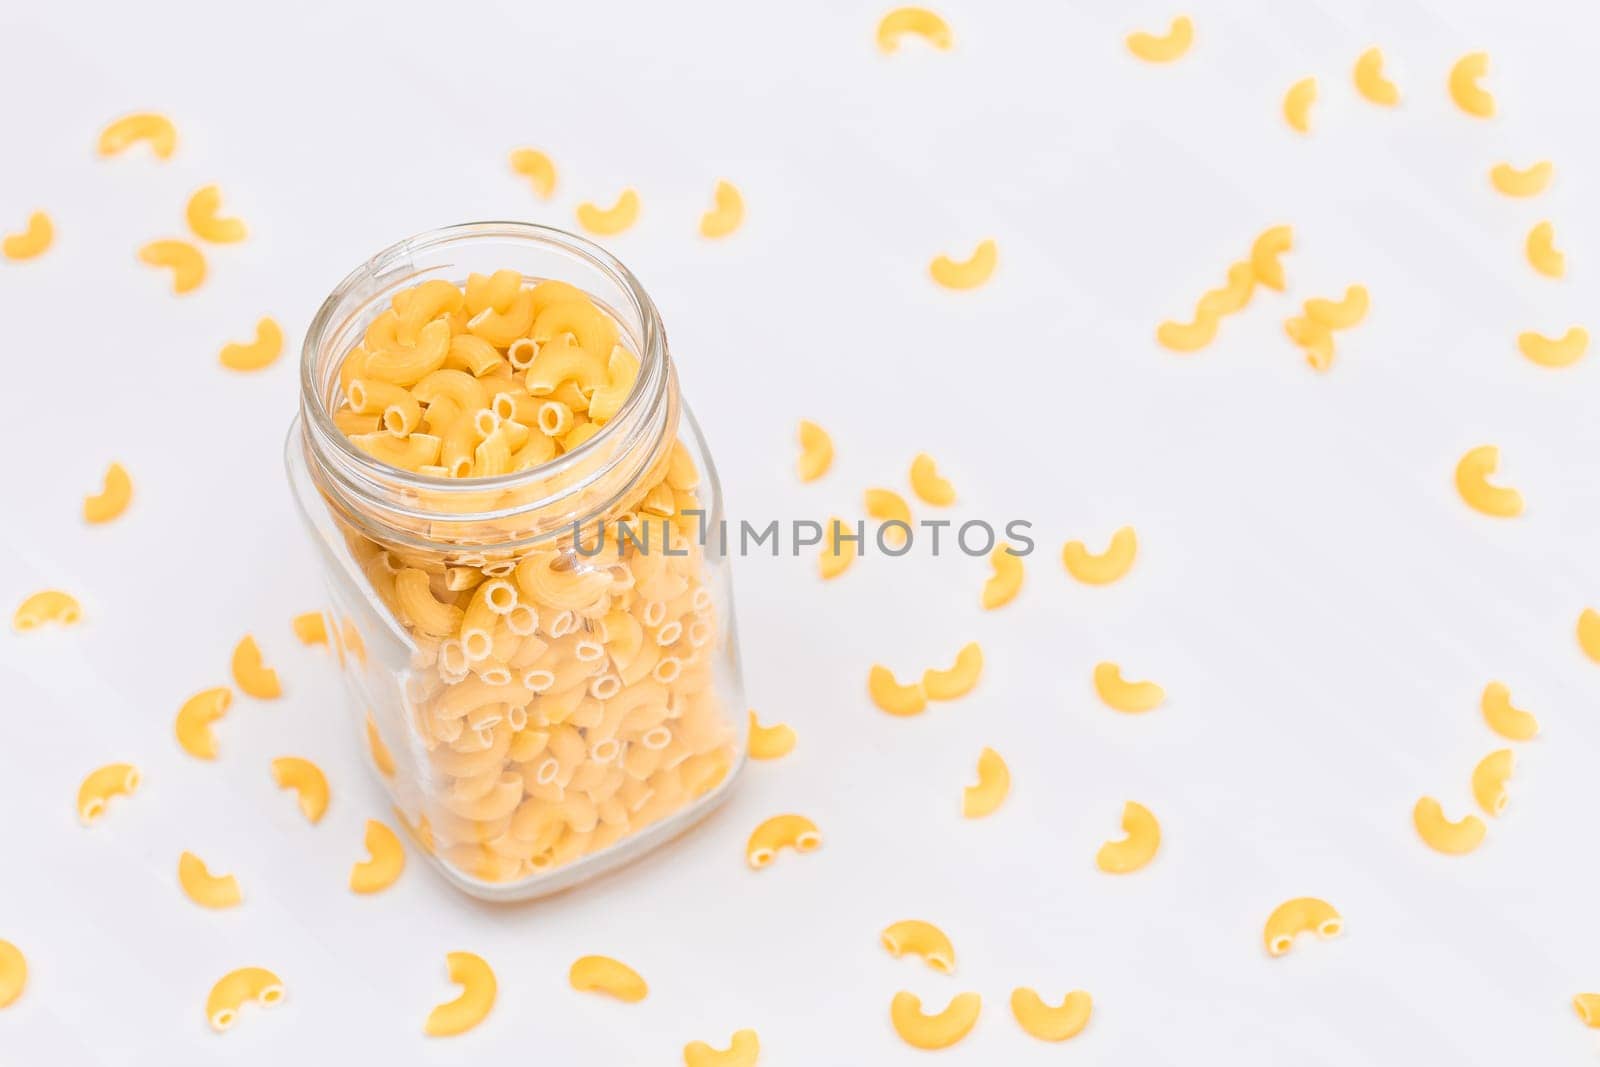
[297,223,677,560]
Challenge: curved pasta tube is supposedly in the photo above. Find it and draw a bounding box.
[1454,445,1523,517]
[366,711,397,777]
[1525,222,1565,279]
[1518,326,1587,368]
[230,636,281,699]
[865,487,912,544]
[352,431,441,471]
[1481,681,1538,741]
[219,317,284,371]
[1155,311,1219,353]
[1471,749,1514,816]
[77,762,141,824]
[1448,52,1495,118]
[1125,15,1192,62]
[1579,608,1600,664]
[747,711,796,760]
[868,665,926,716]
[908,452,955,505]
[1490,160,1552,198]
[924,642,982,701]
[138,239,206,294]
[881,920,955,974]
[1305,285,1369,329]
[1010,987,1091,1042]
[98,112,178,158]
[746,813,821,868]
[2,211,53,260]
[1093,661,1164,713]
[271,756,329,824]
[206,966,284,1032]
[350,819,406,893]
[0,940,24,1008]
[176,687,232,759]
[83,462,133,523]
[797,420,833,482]
[929,239,997,290]
[1250,225,1293,291]
[424,952,496,1036]
[1282,77,1317,133]
[178,851,242,909]
[395,568,465,637]
[1196,261,1255,319]
[185,185,248,243]
[292,611,327,646]
[1096,801,1160,873]
[962,747,1010,818]
[876,7,953,52]
[1262,897,1342,956]
[568,955,648,1001]
[1413,796,1485,855]
[820,516,858,580]
[509,147,557,198]
[575,189,640,236]
[14,589,82,630]
[1061,526,1137,585]
[1574,993,1600,1027]
[889,991,981,1050]
[699,180,744,239]
[982,544,1023,610]
[1353,47,1399,106]
[683,1028,759,1067]
[1285,312,1336,371]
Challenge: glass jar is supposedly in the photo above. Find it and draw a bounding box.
[284,222,746,902]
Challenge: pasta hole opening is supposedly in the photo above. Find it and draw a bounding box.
[462,630,492,661]
[1269,936,1292,956]
[1317,921,1342,939]
[795,832,822,851]
[260,986,285,1005]
[212,1010,236,1030]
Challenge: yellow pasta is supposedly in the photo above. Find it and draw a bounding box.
[699,179,744,238]
[1579,608,1600,664]
[1126,15,1192,62]
[1263,897,1342,956]
[230,635,281,699]
[219,317,284,371]
[13,589,81,631]
[1283,77,1317,133]
[962,747,1010,818]
[1518,326,1587,368]
[366,711,397,777]
[1010,988,1091,1042]
[175,687,232,759]
[1413,796,1485,855]
[1448,52,1495,118]
[876,6,953,52]
[797,419,834,481]
[576,188,640,236]
[1525,222,1565,278]
[1305,285,1369,329]
[929,239,997,290]
[865,487,912,544]
[395,567,465,637]
[98,112,177,158]
[746,813,821,868]
[424,952,496,1036]
[1481,681,1538,741]
[880,919,955,974]
[1353,47,1399,106]
[747,710,796,760]
[1096,800,1160,873]
[138,239,206,294]
[292,611,327,646]
[271,756,329,824]
[1250,225,1293,291]
[350,819,406,893]
[981,544,1023,610]
[508,147,557,198]
[1061,526,1137,585]
[77,762,140,824]
[206,966,284,1032]
[1155,311,1219,353]
[1093,661,1164,713]
[1574,993,1600,1027]
[569,955,648,1002]
[868,664,926,716]
[889,991,981,1050]
[683,1029,759,1067]
[908,452,955,505]
[0,940,24,1009]
[820,516,858,580]
[1195,261,1256,319]
[2,211,53,260]
[185,185,247,243]
[1471,749,1514,816]
[1454,445,1523,517]
[83,462,133,523]
[924,641,982,701]
[1490,161,1552,198]
[178,851,242,909]
[1285,316,1336,372]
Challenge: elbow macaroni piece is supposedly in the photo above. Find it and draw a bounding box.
[797,420,834,482]
[1353,47,1399,106]
[350,819,406,893]
[98,112,177,158]
[138,239,206,294]
[1413,796,1485,855]
[0,941,24,1009]
[869,664,927,716]
[1282,77,1317,133]
[876,7,953,52]
[1250,225,1293,291]
[684,1029,759,1067]
[864,488,912,544]
[1454,445,1523,517]
[230,636,282,699]
[206,966,284,1032]
[889,991,981,1050]
[1010,988,1091,1042]
[962,747,1009,818]
[568,955,648,1002]
[1126,16,1192,62]
[820,516,857,579]
[1481,681,1538,741]
[14,589,81,631]
[575,189,640,236]
[1305,285,1369,329]
[699,180,744,239]
[83,462,133,523]
[1525,222,1565,279]
[425,952,496,1036]
[1263,897,1342,956]
[1448,52,1495,118]
[923,642,982,701]
[366,711,397,777]
[178,851,242,909]
[1490,161,1552,197]
[1061,526,1137,585]
[1574,994,1600,1027]
[1093,661,1164,713]
[929,239,997,290]
[1155,311,1219,353]
[881,919,955,974]
[981,544,1023,610]
[271,756,329,824]
[175,687,232,759]
[1096,801,1160,873]
[908,452,955,506]
[746,813,821,868]
[291,611,327,646]
[1284,314,1336,372]
[509,148,557,198]
[2,211,53,260]
[77,762,141,824]
[219,317,284,371]
[1471,749,1514,816]
[747,711,796,760]
[185,185,247,243]
[1518,326,1587,368]
[1578,608,1600,664]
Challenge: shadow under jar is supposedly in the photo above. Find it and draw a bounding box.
[285,222,747,902]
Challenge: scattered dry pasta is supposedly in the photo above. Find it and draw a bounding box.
[175,687,232,759]
[1518,326,1587,368]
[797,420,834,481]
[869,664,926,716]
[1288,284,1368,372]
[699,180,744,239]
[576,189,640,236]
[366,711,397,777]
[0,941,24,1009]
[509,148,557,198]
[924,642,982,701]
[890,991,981,1050]
[1096,801,1160,873]
[746,813,821,868]
[865,487,912,545]
[1250,225,1293,291]
[13,590,81,631]
[1471,749,1514,816]
[83,462,132,523]
[1490,161,1552,197]
[1454,445,1523,517]
[291,611,327,645]
[1263,897,1342,956]
[1526,222,1565,279]
[220,317,284,371]
[1061,526,1137,585]
[1158,245,1265,353]
[178,851,242,909]
[1093,661,1165,713]
[981,544,1023,610]
[138,239,206,293]
[425,952,496,1036]
[962,747,1010,818]
[350,819,406,893]
[1283,77,1317,133]
[98,112,177,158]
[569,955,648,1001]
[1575,994,1600,1028]
[1448,52,1494,118]
[876,7,953,52]
[185,185,247,243]
[1353,47,1399,106]
[881,919,955,974]
[1413,796,1485,855]
[230,636,281,699]
[1010,988,1091,1042]
[77,762,140,825]
[908,453,955,506]
[1125,15,1192,62]
[747,711,796,760]
[1578,608,1600,663]
[206,966,283,1032]
[684,1029,759,1067]
[271,756,329,823]
[820,516,857,579]
[2,211,52,260]
[1481,681,1538,741]
[929,239,997,290]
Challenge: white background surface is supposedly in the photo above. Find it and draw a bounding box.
[3,0,1600,1063]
